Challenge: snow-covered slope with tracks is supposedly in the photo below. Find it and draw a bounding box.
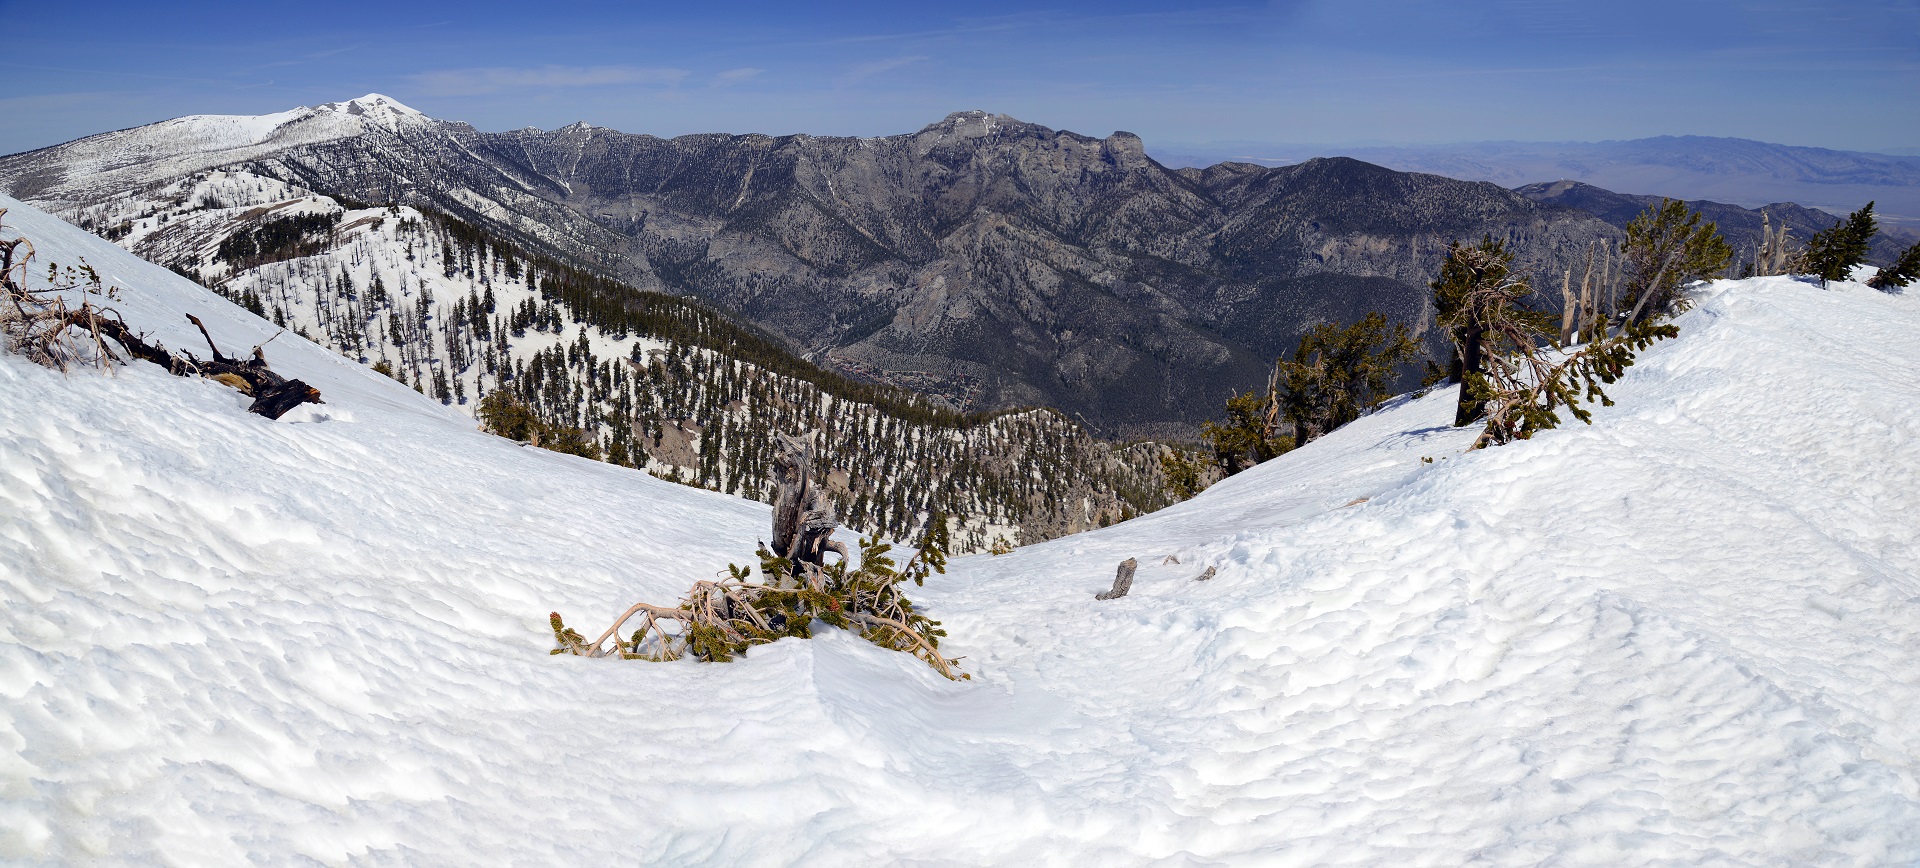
[3,196,1917,864]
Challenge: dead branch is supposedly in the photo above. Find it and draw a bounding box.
[1,210,323,419]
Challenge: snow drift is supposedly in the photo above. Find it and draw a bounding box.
[2,194,1918,864]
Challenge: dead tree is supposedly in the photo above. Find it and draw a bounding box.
[1,208,322,419]
[181,314,324,419]
[767,431,849,587]
[1096,557,1138,600]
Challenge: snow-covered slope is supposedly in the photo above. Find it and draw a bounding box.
[0,96,426,208]
[4,197,1918,864]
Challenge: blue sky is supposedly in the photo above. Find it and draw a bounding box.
[0,0,1914,156]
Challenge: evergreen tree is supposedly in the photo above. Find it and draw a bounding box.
[1619,199,1732,325]
[1803,202,1877,287]
[1432,237,1551,426]
[1201,387,1286,475]
[1274,312,1418,446]
[1867,241,1920,292]
[1431,239,1679,448]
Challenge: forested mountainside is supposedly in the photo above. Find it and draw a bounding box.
[1516,179,1916,267]
[66,169,1180,551]
[0,96,1622,438]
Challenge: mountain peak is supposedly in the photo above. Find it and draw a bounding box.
[918,110,1039,138]
[310,94,426,127]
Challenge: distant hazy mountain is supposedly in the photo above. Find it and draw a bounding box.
[1515,180,1916,268]
[1,97,1620,438]
[1154,136,1920,229]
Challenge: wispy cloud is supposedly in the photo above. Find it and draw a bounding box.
[711,67,765,87]
[838,56,929,86]
[409,65,689,97]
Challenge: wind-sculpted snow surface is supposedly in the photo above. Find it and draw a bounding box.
[3,196,1919,864]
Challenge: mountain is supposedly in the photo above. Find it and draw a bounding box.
[0,96,1621,439]
[1153,135,1920,230]
[0,177,1187,552]
[1515,179,1919,268]
[6,195,1918,862]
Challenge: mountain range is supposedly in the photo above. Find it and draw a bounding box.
[1153,136,1920,229]
[5,97,1908,439]
[0,96,1622,439]
[1515,180,1917,268]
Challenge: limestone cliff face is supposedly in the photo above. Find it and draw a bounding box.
[2,106,1618,437]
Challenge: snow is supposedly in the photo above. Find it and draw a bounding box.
[4,194,1919,864]
[5,98,429,209]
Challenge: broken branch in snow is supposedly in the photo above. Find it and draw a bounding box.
[0,210,322,419]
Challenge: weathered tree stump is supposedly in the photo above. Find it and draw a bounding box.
[184,315,323,419]
[1095,557,1138,600]
[767,431,848,587]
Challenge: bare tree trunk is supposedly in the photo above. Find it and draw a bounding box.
[768,431,848,587]
[1095,558,1138,600]
[1577,244,1596,342]
[1559,268,1577,346]
[1453,325,1485,426]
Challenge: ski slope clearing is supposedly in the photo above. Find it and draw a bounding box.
[3,195,1918,864]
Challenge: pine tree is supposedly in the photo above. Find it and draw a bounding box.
[1274,312,1418,446]
[1619,199,1732,325]
[1803,202,1877,287]
[1431,240,1679,448]
[1432,237,1550,426]
[1201,387,1286,475]
[1868,241,1920,292]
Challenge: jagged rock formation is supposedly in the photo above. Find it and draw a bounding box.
[1,97,1621,438]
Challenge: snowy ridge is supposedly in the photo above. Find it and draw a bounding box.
[0,96,427,207]
[3,197,1919,863]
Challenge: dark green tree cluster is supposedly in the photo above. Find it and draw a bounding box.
[1619,199,1733,325]
[1275,312,1419,446]
[1201,386,1287,475]
[1803,202,1878,287]
[1202,312,1418,475]
[1868,240,1920,292]
[475,389,600,459]
[216,212,341,268]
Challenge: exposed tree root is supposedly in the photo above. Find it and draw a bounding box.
[1,209,323,419]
